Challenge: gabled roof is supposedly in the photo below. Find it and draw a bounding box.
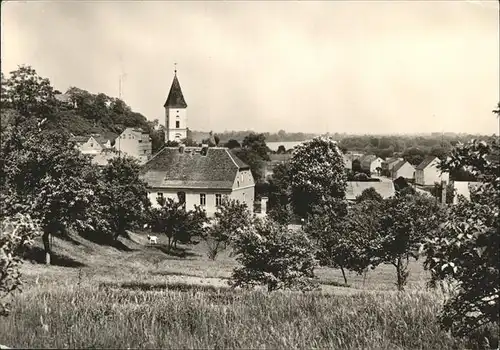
[415,156,438,170]
[164,74,187,108]
[140,147,250,190]
[120,127,148,135]
[91,135,111,147]
[392,160,414,173]
[346,181,396,201]
[69,135,90,144]
[383,157,401,166]
[360,154,380,168]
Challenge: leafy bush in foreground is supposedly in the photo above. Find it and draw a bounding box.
[424,138,499,346]
[0,213,40,316]
[204,198,252,260]
[230,219,318,292]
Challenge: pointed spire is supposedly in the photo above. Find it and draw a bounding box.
[164,65,187,108]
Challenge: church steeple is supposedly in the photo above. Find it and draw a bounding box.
[164,65,187,108]
[164,65,188,142]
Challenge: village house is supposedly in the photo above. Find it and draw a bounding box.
[114,127,152,163]
[415,156,449,186]
[342,152,363,170]
[381,157,402,173]
[140,145,255,216]
[390,160,415,180]
[69,133,116,155]
[360,155,384,174]
[345,181,396,202]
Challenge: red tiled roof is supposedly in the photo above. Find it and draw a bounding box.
[140,147,249,190]
[164,74,187,108]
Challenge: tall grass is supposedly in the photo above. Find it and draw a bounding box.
[1,283,466,349]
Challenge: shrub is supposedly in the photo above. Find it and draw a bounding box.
[230,219,319,292]
[0,213,40,316]
[204,198,252,260]
[150,198,208,249]
[424,138,499,345]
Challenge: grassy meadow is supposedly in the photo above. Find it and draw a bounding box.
[0,231,468,349]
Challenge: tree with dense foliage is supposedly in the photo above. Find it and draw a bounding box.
[1,213,41,317]
[214,134,220,146]
[149,198,208,250]
[402,147,426,166]
[2,65,57,120]
[288,137,347,219]
[277,145,286,154]
[373,193,444,290]
[1,118,97,264]
[304,197,351,283]
[225,139,241,149]
[204,198,252,260]
[97,157,151,240]
[267,162,292,225]
[355,187,383,203]
[423,136,499,345]
[241,133,271,161]
[230,219,318,292]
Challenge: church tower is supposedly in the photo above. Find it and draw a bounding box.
[164,66,188,142]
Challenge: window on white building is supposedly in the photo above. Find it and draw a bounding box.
[215,194,222,207]
[200,194,206,206]
[176,121,180,128]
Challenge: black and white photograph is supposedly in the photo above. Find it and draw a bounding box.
[0,1,499,349]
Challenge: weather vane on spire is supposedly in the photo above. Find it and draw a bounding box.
[174,62,177,75]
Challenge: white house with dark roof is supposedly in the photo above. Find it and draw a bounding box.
[415,156,449,186]
[360,155,384,174]
[390,160,415,180]
[69,133,116,155]
[381,157,402,173]
[140,146,255,216]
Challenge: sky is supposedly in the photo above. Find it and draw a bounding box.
[1,1,499,135]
